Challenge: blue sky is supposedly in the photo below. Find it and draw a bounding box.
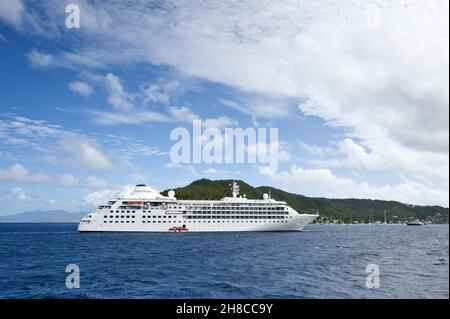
[0,0,448,214]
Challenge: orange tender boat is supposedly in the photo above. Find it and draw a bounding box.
[169,226,188,233]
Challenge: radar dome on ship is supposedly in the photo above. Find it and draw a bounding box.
[168,190,176,198]
[263,193,269,200]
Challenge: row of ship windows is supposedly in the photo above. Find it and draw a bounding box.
[108,210,287,214]
[115,207,286,211]
[186,216,288,219]
[104,215,290,219]
[106,221,135,223]
[188,207,286,210]
[115,203,284,207]
[187,205,284,208]
[105,215,135,218]
[190,211,289,215]
[118,205,287,210]
[103,220,290,224]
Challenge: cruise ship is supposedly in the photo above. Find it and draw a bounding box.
[78,182,318,232]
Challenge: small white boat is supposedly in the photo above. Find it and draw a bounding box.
[406,220,424,226]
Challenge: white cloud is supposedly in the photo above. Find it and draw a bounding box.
[0,163,113,192]
[60,174,79,188]
[6,1,449,205]
[69,81,93,96]
[142,84,169,103]
[85,176,109,189]
[7,186,29,201]
[168,106,199,123]
[59,133,113,170]
[1,114,160,171]
[59,51,105,69]
[0,164,101,190]
[305,138,382,171]
[219,96,296,120]
[0,164,110,191]
[40,155,60,165]
[0,33,7,43]
[0,150,17,161]
[168,106,238,128]
[302,138,449,187]
[27,49,55,69]
[94,104,238,127]
[204,168,219,174]
[142,80,180,104]
[270,164,449,207]
[73,184,135,211]
[0,163,51,184]
[0,0,24,30]
[104,73,134,112]
[298,140,338,158]
[27,49,105,70]
[203,116,238,129]
[90,110,171,125]
[203,168,241,175]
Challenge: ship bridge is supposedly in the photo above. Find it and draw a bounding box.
[125,184,174,201]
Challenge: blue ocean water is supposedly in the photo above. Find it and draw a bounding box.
[0,223,448,299]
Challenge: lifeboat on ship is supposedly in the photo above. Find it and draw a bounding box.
[128,201,143,206]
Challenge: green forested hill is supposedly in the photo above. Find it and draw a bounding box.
[162,179,449,224]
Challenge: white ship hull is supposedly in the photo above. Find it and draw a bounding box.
[78,213,317,232]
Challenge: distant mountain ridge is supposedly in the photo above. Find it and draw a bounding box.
[0,210,85,223]
[162,179,449,224]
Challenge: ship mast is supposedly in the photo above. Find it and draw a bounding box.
[230,181,240,198]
